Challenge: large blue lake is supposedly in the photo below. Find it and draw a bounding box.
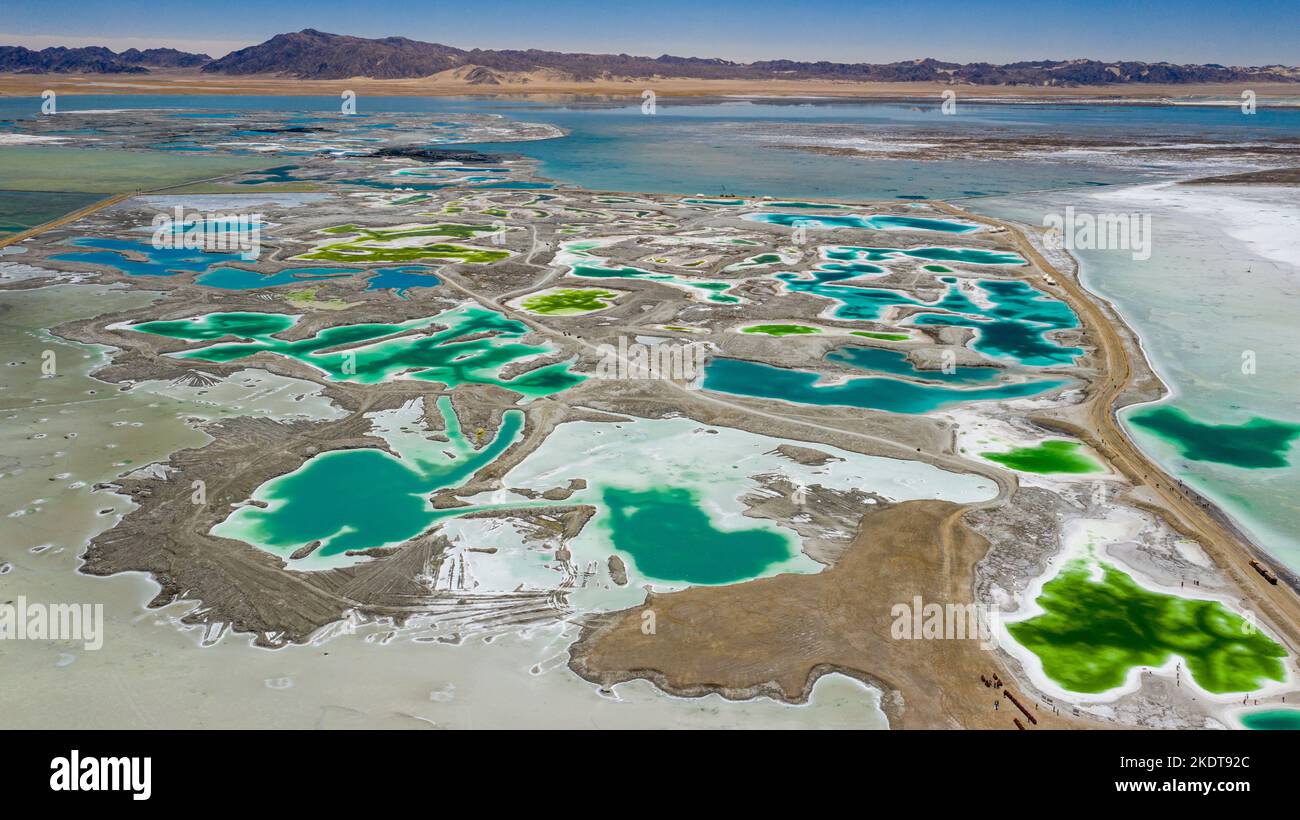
[4,94,1299,200]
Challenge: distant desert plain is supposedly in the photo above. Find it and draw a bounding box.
[3,69,1300,102]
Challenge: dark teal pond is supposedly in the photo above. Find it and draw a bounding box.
[1239,708,1300,730]
[827,345,999,383]
[702,357,1065,412]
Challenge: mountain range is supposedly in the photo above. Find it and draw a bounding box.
[0,45,211,74]
[3,29,1297,86]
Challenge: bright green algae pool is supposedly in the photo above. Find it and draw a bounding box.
[1007,559,1287,695]
[128,304,584,395]
[742,324,821,337]
[212,397,523,558]
[293,222,509,264]
[982,440,1104,474]
[518,288,618,315]
[1128,406,1300,469]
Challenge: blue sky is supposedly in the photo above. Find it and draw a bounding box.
[3,0,1297,65]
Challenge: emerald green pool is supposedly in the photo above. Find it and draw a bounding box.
[1008,559,1288,695]
[131,311,297,340]
[129,304,584,395]
[212,397,522,558]
[702,357,1064,413]
[1129,406,1300,469]
[601,486,795,584]
[1239,709,1300,730]
[982,440,1104,474]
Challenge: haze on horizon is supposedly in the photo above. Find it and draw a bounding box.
[3,0,1298,67]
